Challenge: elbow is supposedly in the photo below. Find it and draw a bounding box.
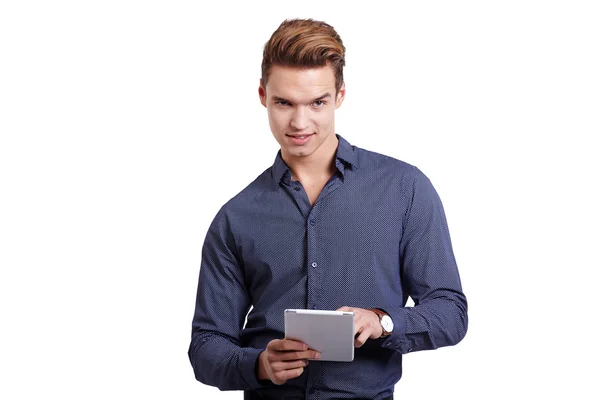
[452,294,469,346]
[189,348,226,390]
[453,313,468,346]
[188,343,207,385]
[188,338,215,388]
[188,337,240,391]
[436,293,468,348]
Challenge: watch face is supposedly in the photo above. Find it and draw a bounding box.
[381,315,394,332]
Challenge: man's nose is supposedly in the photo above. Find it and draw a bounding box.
[290,107,308,131]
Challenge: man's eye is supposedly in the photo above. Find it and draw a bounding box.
[276,101,290,106]
[313,100,326,107]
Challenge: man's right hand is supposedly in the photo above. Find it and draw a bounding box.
[257,339,321,385]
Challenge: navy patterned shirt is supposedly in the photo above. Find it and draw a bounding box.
[188,135,468,399]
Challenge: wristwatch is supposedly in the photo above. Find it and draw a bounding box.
[369,308,394,337]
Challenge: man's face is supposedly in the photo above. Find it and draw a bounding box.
[259,64,345,160]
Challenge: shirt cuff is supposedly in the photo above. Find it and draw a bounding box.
[378,307,411,354]
[241,347,270,389]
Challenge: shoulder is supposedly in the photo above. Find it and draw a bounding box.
[214,166,276,220]
[352,143,425,183]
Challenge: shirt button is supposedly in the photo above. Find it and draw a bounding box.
[311,262,318,268]
[311,304,317,309]
[294,186,301,191]
[309,219,316,226]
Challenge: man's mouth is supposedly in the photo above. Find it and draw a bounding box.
[285,133,315,145]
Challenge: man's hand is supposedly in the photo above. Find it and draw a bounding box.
[257,339,321,385]
[336,306,384,347]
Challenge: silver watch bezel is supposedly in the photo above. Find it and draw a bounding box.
[381,314,394,333]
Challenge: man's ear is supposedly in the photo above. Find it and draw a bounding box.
[335,82,346,109]
[258,80,267,108]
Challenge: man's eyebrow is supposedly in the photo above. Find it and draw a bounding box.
[272,93,332,103]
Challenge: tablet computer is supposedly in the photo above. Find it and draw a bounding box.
[284,309,354,362]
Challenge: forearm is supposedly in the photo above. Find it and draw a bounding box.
[382,289,468,354]
[386,166,468,353]
[189,207,268,390]
[188,329,265,391]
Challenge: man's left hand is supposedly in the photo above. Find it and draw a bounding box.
[336,306,384,347]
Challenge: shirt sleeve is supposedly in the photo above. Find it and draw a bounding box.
[381,166,468,354]
[188,207,266,390]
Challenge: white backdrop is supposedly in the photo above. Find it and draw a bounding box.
[1,1,599,399]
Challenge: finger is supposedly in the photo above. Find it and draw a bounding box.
[336,306,352,312]
[354,322,375,348]
[271,359,308,372]
[272,366,305,384]
[273,339,309,352]
[352,312,368,331]
[271,350,319,362]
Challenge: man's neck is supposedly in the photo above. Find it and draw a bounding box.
[282,134,339,183]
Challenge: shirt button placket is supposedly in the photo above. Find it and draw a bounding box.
[306,208,320,312]
[305,208,321,395]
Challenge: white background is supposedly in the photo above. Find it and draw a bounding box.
[1,1,599,399]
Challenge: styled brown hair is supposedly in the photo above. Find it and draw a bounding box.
[261,18,346,95]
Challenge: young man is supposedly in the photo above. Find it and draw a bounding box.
[188,19,468,400]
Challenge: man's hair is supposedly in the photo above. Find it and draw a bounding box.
[261,18,346,95]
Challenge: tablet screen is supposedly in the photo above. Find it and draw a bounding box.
[284,309,354,362]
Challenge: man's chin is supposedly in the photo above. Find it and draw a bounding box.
[282,146,314,159]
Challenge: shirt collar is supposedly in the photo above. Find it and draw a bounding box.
[335,134,359,170]
[271,134,359,187]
